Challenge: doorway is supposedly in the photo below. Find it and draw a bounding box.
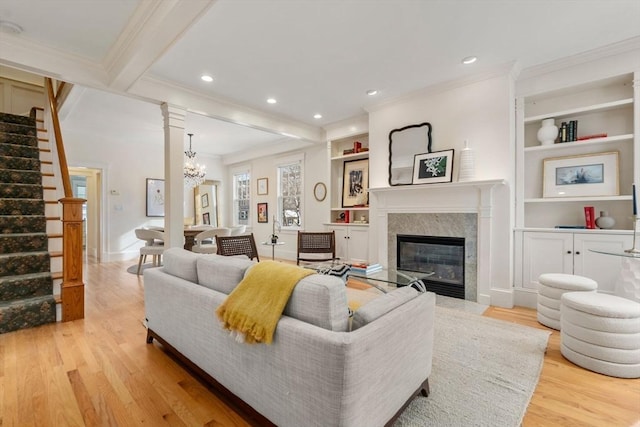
[69,167,102,261]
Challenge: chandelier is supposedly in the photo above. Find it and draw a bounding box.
[184,133,206,188]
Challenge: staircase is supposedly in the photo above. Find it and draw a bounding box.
[0,111,57,333]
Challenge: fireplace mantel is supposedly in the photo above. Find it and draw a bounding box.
[369,179,507,305]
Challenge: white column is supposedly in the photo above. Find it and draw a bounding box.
[161,103,186,249]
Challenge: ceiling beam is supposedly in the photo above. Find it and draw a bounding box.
[104,0,215,92]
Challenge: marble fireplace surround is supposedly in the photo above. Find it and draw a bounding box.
[369,179,505,305]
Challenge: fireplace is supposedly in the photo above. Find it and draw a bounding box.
[397,234,465,299]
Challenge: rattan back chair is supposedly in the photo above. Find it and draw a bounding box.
[215,233,260,261]
[296,231,338,265]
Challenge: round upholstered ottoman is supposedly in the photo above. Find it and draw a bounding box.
[560,292,640,378]
[537,273,597,330]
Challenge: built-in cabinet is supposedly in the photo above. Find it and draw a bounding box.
[327,224,369,264]
[521,231,632,295]
[326,132,369,262]
[515,71,638,306]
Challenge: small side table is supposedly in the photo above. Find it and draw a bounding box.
[261,241,285,260]
[589,249,640,301]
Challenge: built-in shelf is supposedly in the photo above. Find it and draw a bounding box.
[523,134,633,152]
[330,151,369,161]
[524,98,634,123]
[524,195,631,203]
[515,227,633,234]
[331,207,369,211]
[369,179,506,194]
[325,222,369,227]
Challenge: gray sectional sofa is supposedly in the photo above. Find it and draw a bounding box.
[144,248,435,427]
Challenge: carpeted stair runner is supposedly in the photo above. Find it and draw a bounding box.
[0,111,56,334]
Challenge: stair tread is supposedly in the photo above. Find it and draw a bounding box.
[0,271,51,282]
[0,251,49,258]
[0,294,57,308]
[0,232,48,237]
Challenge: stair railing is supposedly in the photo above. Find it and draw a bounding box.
[45,77,85,322]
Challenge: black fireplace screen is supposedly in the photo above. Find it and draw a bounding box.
[397,234,465,299]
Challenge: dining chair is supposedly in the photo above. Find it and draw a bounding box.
[216,233,260,261]
[228,225,247,236]
[135,228,165,275]
[296,230,338,265]
[191,227,231,254]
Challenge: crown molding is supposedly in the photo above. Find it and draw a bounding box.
[0,33,106,86]
[365,61,518,114]
[130,75,325,144]
[104,0,214,92]
[518,36,640,82]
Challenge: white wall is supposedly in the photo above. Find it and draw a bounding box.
[63,128,226,261]
[226,142,329,261]
[367,72,515,304]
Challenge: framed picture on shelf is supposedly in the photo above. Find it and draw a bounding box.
[342,158,369,207]
[543,151,619,198]
[146,178,165,217]
[257,202,268,223]
[201,193,209,208]
[412,149,454,184]
[257,178,268,195]
[202,212,210,225]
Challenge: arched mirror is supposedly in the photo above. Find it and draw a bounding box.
[388,122,432,185]
[194,180,220,226]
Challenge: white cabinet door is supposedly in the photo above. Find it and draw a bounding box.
[329,226,349,260]
[574,233,633,294]
[522,232,573,289]
[328,225,369,264]
[346,226,369,264]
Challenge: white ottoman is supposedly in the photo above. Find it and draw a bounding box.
[561,292,640,378]
[537,273,597,330]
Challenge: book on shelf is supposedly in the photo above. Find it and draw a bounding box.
[558,120,578,143]
[584,206,596,229]
[577,133,607,141]
[554,225,587,229]
[349,263,382,275]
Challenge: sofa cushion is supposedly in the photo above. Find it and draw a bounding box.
[284,274,350,332]
[197,254,257,294]
[162,248,201,283]
[351,287,419,331]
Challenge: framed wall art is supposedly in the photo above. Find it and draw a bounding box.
[203,212,210,225]
[543,151,619,198]
[412,149,454,184]
[201,193,209,208]
[342,158,369,207]
[257,202,268,223]
[146,178,165,217]
[257,177,268,195]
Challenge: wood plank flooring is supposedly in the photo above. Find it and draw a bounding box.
[0,259,638,426]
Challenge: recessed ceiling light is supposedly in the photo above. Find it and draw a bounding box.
[201,74,213,82]
[0,20,23,34]
[267,98,277,104]
[462,56,477,65]
[313,114,322,119]
[366,89,378,96]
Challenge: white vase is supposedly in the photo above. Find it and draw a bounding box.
[595,211,615,229]
[537,118,558,145]
[458,140,475,182]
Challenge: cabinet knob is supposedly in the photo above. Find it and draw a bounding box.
[566,250,572,254]
[575,251,580,255]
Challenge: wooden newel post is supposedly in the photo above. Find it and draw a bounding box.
[59,197,86,322]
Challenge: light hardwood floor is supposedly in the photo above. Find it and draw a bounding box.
[0,259,638,426]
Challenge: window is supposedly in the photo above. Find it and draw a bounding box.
[277,160,302,228]
[233,171,250,225]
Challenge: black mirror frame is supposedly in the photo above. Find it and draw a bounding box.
[388,122,432,186]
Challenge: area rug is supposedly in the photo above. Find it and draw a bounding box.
[125,263,160,275]
[395,305,551,427]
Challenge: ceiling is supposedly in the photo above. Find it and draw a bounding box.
[1,0,639,160]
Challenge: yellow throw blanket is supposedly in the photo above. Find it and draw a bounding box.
[216,261,313,344]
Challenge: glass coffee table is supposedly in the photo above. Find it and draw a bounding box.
[303,261,433,294]
[347,269,434,293]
